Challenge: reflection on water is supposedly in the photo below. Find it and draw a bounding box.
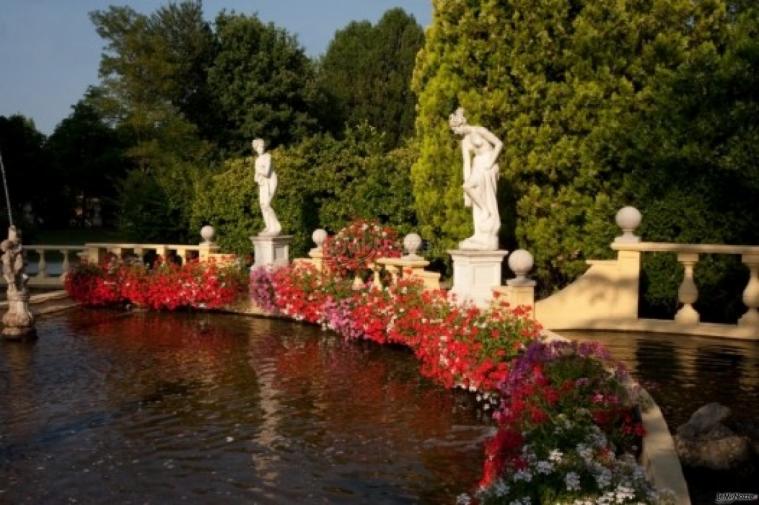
[0,310,490,504]
[562,330,759,501]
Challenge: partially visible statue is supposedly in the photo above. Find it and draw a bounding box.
[252,138,282,237]
[449,107,503,250]
[1,225,34,339]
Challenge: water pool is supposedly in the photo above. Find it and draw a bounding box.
[0,310,490,504]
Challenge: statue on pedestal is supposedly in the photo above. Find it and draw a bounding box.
[1,225,35,339]
[252,138,282,237]
[449,107,503,251]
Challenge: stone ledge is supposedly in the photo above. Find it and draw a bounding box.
[0,290,79,317]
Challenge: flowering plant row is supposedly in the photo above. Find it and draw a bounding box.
[65,258,247,310]
[250,263,668,505]
[322,218,402,277]
[474,341,661,505]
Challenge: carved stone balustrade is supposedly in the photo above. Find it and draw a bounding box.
[3,246,86,288]
[375,233,441,291]
[529,207,759,340]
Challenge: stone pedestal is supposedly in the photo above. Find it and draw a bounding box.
[250,235,292,269]
[449,249,508,308]
[2,290,36,340]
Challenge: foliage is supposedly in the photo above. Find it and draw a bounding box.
[411,0,737,294]
[90,1,218,142]
[472,341,659,504]
[619,3,759,320]
[208,12,322,154]
[191,125,417,257]
[322,219,401,277]
[46,92,129,227]
[65,258,246,310]
[90,1,218,242]
[0,114,60,229]
[317,8,424,148]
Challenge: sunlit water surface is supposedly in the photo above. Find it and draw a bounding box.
[0,310,491,504]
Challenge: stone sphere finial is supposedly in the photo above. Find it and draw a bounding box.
[200,225,215,244]
[402,233,423,259]
[312,229,327,250]
[508,249,534,284]
[615,206,642,243]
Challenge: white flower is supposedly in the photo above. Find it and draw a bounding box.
[455,493,472,505]
[508,498,531,505]
[549,449,563,463]
[492,479,510,497]
[594,467,612,489]
[576,443,594,464]
[565,472,581,492]
[614,485,635,503]
[536,460,554,474]
[512,469,532,482]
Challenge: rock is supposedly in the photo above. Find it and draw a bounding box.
[676,402,731,439]
[732,420,759,456]
[675,403,751,470]
[674,429,751,470]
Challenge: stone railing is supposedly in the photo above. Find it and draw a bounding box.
[82,241,218,265]
[495,207,759,340]
[9,226,223,289]
[21,246,86,288]
[294,229,442,291]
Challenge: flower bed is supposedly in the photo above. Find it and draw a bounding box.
[250,260,672,504]
[65,258,246,310]
[322,218,401,277]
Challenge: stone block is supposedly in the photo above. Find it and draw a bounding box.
[250,235,293,269]
[449,249,508,308]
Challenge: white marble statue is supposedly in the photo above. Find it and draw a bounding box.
[252,138,282,237]
[449,107,503,250]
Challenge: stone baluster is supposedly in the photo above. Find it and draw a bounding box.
[674,253,700,324]
[108,247,123,262]
[133,247,144,264]
[384,264,401,284]
[176,248,188,264]
[60,250,70,278]
[352,273,365,290]
[739,254,759,327]
[371,262,382,287]
[35,249,48,278]
[155,246,168,261]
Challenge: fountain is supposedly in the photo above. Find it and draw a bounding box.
[0,150,36,340]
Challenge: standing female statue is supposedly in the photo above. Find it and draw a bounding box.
[449,107,503,250]
[252,138,282,237]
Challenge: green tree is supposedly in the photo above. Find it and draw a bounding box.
[0,115,60,229]
[208,12,321,154]
[90,1,217,143]
[318,8,424,148]
[412,0,729,291]
[46,91,129,227]
[90,1,217,241]
[618,3,759,320]
[191,125,416,256]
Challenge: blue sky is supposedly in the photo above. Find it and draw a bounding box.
[0,1,432,135]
